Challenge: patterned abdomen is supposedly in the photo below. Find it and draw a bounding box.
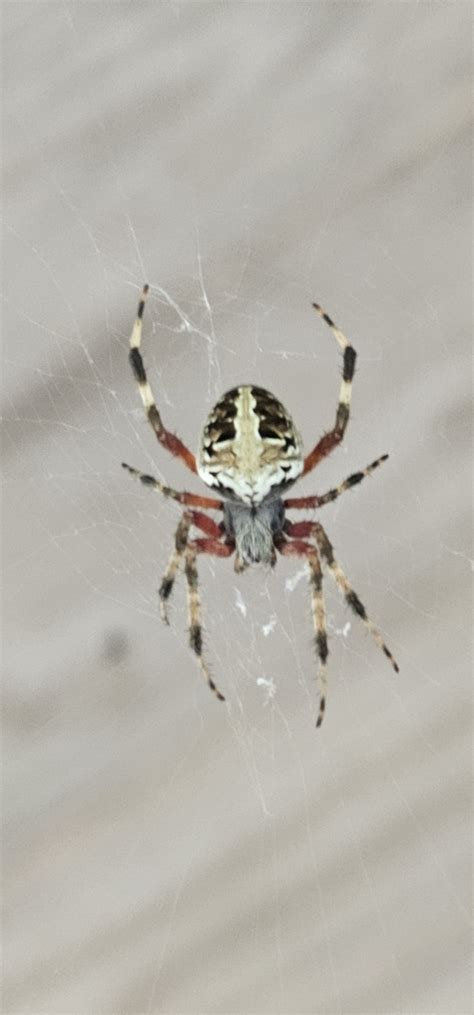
[197,385,304,504]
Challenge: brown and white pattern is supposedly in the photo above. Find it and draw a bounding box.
[123,286,398,726]
[197,385,304,504]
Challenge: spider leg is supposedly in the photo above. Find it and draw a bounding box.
[302,303,356,476]
[159,517,232,701]
[184,542,232,702]
[128,285,197,473]
[284,454,388,511]
[285,520,399,674]
[158,512,225,623]
[122,462,224,509]
[191,537,235,557]
[158,512,191,623]
[275,536,328,728]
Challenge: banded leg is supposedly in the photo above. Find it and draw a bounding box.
[286,520,399,673]
[276,537,328,728]
[303,303,356,476]
[284,454,388,511]
[191,537,235,557]
[128,285,197,473]
[122,462,224,510]
[159,511,225,622]
[159,513,191,623]
[184,543,230,702]
[310,551,329,727]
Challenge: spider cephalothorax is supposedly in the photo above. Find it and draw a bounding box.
[123,285,399,727]
[223,498,285,570]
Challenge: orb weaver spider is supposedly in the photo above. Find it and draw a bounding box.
[123,285,398,726]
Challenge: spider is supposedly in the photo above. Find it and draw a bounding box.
[122,285,399,727]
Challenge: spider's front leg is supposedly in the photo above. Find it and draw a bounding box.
[159,512,234,703]
[275,535,329,727]
[303,303,356,476]
[159,511,224,623]
[285,519,399,674]
[184,537,234,702]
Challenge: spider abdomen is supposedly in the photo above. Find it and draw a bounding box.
[197,385,304,505]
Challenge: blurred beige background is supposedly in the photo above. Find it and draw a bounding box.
[3,3,472,1013]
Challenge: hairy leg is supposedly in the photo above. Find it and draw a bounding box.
[128,285,197,472]
[184,543,231,701]
[284,454,388,511]
[159,512,225,622]
[303,303,356,476]
[285,520,399,673]
[276,536,329,728]
[122,462,223,509]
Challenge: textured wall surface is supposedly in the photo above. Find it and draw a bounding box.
[3,4,472,1013]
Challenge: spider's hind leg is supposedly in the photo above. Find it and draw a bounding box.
[128,285,197,473]
[303,303,356,476]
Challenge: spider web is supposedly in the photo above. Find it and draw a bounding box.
[3,4,472,1014]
